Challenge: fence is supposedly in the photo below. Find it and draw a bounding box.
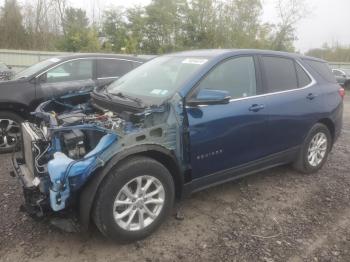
[329,62,350,69]
[0,49,154,72]
[0,49,71,72]
[1,48,350,72]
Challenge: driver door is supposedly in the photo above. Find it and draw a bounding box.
[36,59,96,103]
[186,56,270,181]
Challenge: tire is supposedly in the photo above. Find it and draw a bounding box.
[0,111,23,154]
[293,123,332,174]
[93,156,175,242]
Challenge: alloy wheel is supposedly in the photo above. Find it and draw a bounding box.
[113,175,165,231]
[307,132,328,167]
[0,119,20,149]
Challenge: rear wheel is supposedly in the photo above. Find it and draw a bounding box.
[0,111,23,153]
[93,156,175,242]
[293,123,332,174]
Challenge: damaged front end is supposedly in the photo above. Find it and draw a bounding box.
[12,90,185,219]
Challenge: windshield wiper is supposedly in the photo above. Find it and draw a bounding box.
[105,88,143,107]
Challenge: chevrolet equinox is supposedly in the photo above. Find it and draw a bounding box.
[12,49,344,241]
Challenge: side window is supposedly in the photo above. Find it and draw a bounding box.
[295,63,312,87]
[197,56,257,99]
[97,59,132,78]
[303,59,336,83]
[262,56,298,93]
[45,59,93,83]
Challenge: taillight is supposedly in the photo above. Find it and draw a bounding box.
[339,87,345,98]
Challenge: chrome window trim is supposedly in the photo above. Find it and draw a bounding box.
[97,76,120,80]
[227,60,316,102]
[186,59,317,108]
[35,57,143,79]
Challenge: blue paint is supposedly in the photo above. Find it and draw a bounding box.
[48,133,117,211]
[31,49,343,214]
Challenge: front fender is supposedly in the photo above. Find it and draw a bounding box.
[79,144,179,230]
[0,101,32,119]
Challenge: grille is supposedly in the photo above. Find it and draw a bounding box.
[21,122,42,176]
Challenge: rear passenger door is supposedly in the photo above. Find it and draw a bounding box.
[95,59,136,87]
[260,55,319,154]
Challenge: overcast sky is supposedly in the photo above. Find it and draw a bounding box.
[261,0,350,52]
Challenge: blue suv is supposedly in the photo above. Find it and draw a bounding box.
[12,49,344,241]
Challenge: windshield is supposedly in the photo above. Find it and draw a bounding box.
[107,56,209,104]
[13,57,61,80]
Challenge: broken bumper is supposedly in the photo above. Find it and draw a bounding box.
[11,154,49,216]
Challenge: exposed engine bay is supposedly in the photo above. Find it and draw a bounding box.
[13,93,181,217]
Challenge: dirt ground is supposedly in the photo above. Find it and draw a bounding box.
[1,97,350,262]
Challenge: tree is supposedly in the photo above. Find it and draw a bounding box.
[140,0,189,53]
[220,0,264,48]
[0,0,27,49]
[183,0,218,49]
[101,9,127,53]
[57,7,100,52]
[306,43,350,62]
[22,0,61,50]
[125,6,146,54]
[0,0,309,53]
[270,0,308,51]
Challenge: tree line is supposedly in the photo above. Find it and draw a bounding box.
[0,0,307,55]
[306,43,350,63]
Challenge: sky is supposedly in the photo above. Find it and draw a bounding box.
[261,0,350,52]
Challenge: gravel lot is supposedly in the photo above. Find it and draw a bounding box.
[1,97,350,262]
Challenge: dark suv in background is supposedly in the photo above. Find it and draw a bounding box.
[332,68,350,89]
[0,54,146,152]
[12,49,343,241]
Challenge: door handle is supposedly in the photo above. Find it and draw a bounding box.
[249,104,265,112]
[306,93,316,100]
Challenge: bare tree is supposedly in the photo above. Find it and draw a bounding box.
[272,0,309,51]
[52,0,67,35]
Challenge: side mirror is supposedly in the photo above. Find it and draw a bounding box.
[187,89,231,106]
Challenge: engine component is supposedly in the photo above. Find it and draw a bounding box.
[62,129,86,159]
[57,112,86,126]
[22,122,49,178]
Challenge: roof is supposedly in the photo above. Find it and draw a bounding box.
[168,49,326,63]
[53,53,148,62]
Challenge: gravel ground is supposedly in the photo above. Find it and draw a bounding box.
[1,97,350,262]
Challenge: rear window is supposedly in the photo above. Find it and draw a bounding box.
[303,59,336,83]
[262,56,298,93]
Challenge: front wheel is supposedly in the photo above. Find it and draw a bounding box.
[93,156,175,242]
[293,123,332,174]
[0,111,23,154]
